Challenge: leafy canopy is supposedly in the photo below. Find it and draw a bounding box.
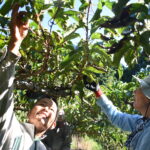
[0,0,149,149]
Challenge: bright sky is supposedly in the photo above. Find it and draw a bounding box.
[42,0,115,43]
[42,0,138,33]
[42,0,114,30]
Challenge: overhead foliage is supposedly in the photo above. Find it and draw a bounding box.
[0,0,149,148]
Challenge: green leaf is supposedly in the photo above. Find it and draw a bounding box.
[20,49,27,58]
[63,33,80,42]
[64,0,75,8]
[97,0,103,9]
[49,7,68,29]
[34,0,45,13]
[90,8,102,23]
[105,0,115,10]
[144,0,149,4]
[55,18,67,29]
[42,4,52,10]
[64,10,80,21]
[118,65,123,79]
[79,2,89,11]
[51,31,62,43]
[91,17,107,34]
[64,10,79,16]
[113,44,130,67]
[48,6,58,17]
[80,0,86,4]
[60,50,81,69]
[83,66,105,74]
[91,33,101,40]
[29,21,38,29]
[130,3,148,14]
[0,0,15,15]
[112,0,129,15]
[0,16,9,27]
[140,31,150,54]
[92,45,112,64]
[0,34,6,49]
[124,49,135,66]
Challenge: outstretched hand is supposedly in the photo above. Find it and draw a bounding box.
[10,3,29,43]
[8,4,29,55]
[83,75,103,98]
[83,75,100,92]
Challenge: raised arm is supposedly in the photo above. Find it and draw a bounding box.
[83,75,141,132]
[8,4,29,56]
[0,4,29,144]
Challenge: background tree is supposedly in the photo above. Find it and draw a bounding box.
[0,0,149,149]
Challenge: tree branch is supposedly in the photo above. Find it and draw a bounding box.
[15,80,72,99]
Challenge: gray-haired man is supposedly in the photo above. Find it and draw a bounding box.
[84,74,150,150]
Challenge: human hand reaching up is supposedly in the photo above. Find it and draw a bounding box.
[83,75,103,98]
[8,3,29,56]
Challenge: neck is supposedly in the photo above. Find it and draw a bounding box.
[35,130,46,138]
[143,103,150,118]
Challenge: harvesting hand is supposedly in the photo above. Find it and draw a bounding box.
[8,3,29,55]
[83,75,103,98]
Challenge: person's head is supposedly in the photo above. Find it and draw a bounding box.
[57,109,65,122]
[133,75,150,116]
[27,97,58,136]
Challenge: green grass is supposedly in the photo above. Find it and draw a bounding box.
[71,135,102,150]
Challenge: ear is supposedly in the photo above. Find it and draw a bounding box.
[50,121,56,130]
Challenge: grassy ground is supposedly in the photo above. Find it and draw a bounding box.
[71,135,102,150]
